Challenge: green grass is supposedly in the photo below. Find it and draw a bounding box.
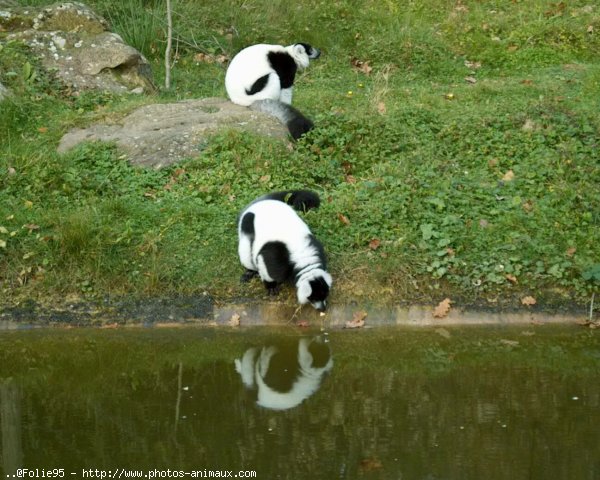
[1,0,599,310]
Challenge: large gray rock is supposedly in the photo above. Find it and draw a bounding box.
[58,97,288,167]
[1,2,155,93]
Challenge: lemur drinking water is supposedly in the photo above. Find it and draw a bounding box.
[237,190,332,311]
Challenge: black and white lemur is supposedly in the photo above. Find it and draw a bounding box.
[235,335,333,410]
[225,43,320,140]
[237,190,332,312]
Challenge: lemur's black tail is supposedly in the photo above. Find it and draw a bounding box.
[250,99,314,140]
[258,190,320,212]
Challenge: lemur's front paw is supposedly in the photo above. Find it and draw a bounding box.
[241,269,259,283]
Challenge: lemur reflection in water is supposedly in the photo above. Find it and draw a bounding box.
[235,335,333,411]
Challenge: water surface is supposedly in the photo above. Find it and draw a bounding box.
[1,325,599,479]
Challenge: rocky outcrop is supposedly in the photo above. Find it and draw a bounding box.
[58,97,289,167]
[1,2,155,93]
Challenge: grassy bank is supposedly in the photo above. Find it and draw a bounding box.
[1,0,599,311]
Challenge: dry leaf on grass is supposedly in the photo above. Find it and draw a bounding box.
[433,298,452,318]
[193,52,229,64]
[229,313,241,327]
[368,238,381,250]
[100,323,119,329]
[351,58,373,75]
[377,102,387,114]
[505,274,518,284]
[359,458,382,471]
[502,170,515,182]
[464,60,482,69]
[345,310,367,329]
[521,296,537,306]
[522,200,534,212]
[23,223,40,233]
[338,213,351,225]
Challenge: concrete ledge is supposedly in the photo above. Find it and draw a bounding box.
[212,302,590,328]
[0,297,592,329]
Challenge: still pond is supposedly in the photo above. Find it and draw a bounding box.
[0,325,599,479]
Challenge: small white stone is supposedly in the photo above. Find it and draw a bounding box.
[52,36,66,49]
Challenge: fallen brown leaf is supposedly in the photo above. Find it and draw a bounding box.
[566,247,576,257]
[193,52,230,64]
[359,458,382,471]
[100,323,119,329]
[228,313,241,327]
[521,296,537,306]
[345,310,367,329]
[505,274,518,284]
[464,60,482,69]
[368,238,381,250]
[522,119,536,131]
[338,213,350,225]
[351,58,373,75]
[23,223,40,233]
[433,298,452,318]
[377,102,387,114]
[502,170,515,181]
[464,76,477,84]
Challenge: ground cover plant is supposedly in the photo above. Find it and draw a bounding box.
[1,0,599,312]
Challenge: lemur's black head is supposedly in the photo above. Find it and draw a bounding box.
[298,43,321,59]
[297,269,332,312]
[288,43,321,69]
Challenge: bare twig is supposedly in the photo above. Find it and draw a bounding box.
[174,361,183,432]
[165,0,173,89]
[288,304,302,324]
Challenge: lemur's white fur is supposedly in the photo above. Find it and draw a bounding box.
[235,337,333,411]
[225,43,317,107]
[238,197,332,311]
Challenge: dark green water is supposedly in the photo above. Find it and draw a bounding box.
[1,325,599,480]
